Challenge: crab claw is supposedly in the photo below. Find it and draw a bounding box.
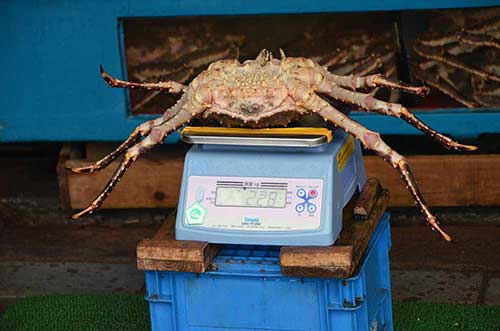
[65,164,96,174]
[449,143,478,152]
[71,204,98,219]
[415,85,430,97]
[369,74,430,97]
[100,65,117,87]
[429,216,453,242]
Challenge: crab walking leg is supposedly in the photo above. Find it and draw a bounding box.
[304,96,452,241]
[420,16,500,47]
[320,84,477,152]
[132,68,195,112]
[100,65,187,93]
[71,154,134,219]
[325,70,429,96]
[67,128,140,174]
[132,46,238,111]
[318,51,348,68]
[351,56,383,76]
[67,94,190,174]
[414,44,500,83]
[414,66,479,108]
[459,32,500,50]
[71,100,206,219]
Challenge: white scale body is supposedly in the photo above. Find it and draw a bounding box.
[175,129,366,246]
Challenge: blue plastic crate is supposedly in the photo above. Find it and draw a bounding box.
[144,213,392,331]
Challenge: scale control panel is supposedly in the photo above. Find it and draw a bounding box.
[183,176,324,232]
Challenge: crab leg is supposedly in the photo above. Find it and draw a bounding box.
[67,76,190,174]
[420,16,500,47]
[303,94,452,241]
[329,56,377,76]
[351,56,384,76]
[414,66,479,108]
[100,65,187,93]
[319,83,477,152]
[471,76,500,107]
[458,32,500,50]
[325,70,430,96]
[131,63,188,82]
[466,16,500,35]
[71,99,206,219]
[132,46,238,111]
[66,98,186,174]
[318,51,348,68]
[67,128,140,174]
[414,44,500,83]
[131,67,195,112]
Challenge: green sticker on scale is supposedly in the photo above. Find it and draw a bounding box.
[185,202,207,225]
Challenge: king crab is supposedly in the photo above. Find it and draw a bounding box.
[67,49,477,241]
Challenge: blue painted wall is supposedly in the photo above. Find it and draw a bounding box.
[1,1,499,142]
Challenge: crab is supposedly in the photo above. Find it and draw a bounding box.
[67,49,478,241]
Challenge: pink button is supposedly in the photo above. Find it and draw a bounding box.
[309,190,317,197]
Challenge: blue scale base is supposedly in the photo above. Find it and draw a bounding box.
[175,129,367,246]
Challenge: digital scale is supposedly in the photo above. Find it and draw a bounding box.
[175,127,367,246]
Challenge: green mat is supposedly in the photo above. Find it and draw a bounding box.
[1,294,499,331]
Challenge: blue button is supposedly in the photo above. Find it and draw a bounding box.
[295,203,305,213]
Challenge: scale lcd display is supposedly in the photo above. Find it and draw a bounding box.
[215,187,287,208]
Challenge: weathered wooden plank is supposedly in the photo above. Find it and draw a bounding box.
[364,154,500,207]
[64,146,185,209]
[61,141,500,209]
[354,178,381,219]
[280,188,389,278]
[136,210,219,273]
[136,241,219,273]
[137,258,207,273]
[136,239,219,273]
[56,143,83,210]
[279,246,353,277]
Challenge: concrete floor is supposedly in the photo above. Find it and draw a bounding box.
[1,215,499,314]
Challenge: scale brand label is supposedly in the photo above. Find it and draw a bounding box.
[337,135,355,172]
[183,176,324,231]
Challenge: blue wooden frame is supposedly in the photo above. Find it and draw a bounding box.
[1,1,499,142]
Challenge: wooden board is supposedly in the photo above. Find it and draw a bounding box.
[56,144,83,209]
[136,211,220,273]
[364,154,500,207]
[63,145,186,209]
[60,143,500,209]
[280,187,389,279]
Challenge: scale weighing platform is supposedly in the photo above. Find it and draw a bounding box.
[175,127,367,246]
